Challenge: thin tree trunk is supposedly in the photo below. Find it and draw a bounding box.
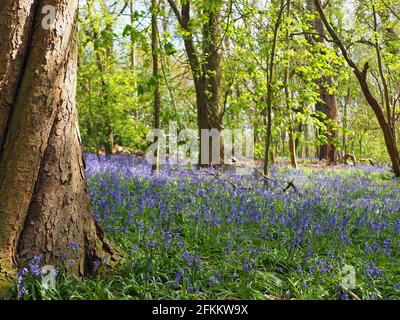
[264,0,285,182]
[130,0,138,122]
[90,0,115,155]
[325,82,339,162]
[151,0,161,174]
[304,122,311,159]
[283,1,298,169]
[342,88,350,159]
[130,0,137,75]
[0,0,121,292]
[104,131,114,156]
[289,129,298,169]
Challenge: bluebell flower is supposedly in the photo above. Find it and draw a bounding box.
[225,240,232,255]
[209,276,216,287]
[17,268,28,298]
[242,258,254,272]
[92,260,101,272]
[365,261,382,278]
[340,293,350,300]
[28,255,42,276]
[175,269,185,285]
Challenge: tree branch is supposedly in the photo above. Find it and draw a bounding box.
[312,0,361,75]
[166,0,183,26]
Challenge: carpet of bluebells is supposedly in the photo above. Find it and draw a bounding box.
[10,154,400,300]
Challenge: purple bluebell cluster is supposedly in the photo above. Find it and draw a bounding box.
[17,255,42,298]
[15,154,397,300]
[82,154,400,299]
[83,154,400,299]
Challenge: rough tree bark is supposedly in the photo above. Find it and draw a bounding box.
[0,0,121,292]
[202,5,224,166]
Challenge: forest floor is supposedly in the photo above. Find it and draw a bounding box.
[9,154,400,300]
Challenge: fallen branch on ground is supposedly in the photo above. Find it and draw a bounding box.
[203,168,249,191]
[202,163,302,195]
[251,167,301,195]
[335,153,375,166]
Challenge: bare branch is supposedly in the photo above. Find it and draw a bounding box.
[381,0,400,22]
[166,0,183,25]
[312,0,361,75]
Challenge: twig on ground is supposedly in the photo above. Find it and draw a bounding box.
[339,283,362,300]
[200,163,302,196]
[252,167,301,195]
[204,169,242,190]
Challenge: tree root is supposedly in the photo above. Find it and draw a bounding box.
[83,219,125,276]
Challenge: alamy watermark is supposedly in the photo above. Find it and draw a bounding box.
[41,265,57,290]
[41,5,56,30]
[144,122,255,175]
[341,265,356,291]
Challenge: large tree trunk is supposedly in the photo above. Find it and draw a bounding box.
[202,10,223,129]
[0,0,121,291]
[318,77,339,162]
[168,0,224,167]
[307,0,338,163]
[197,5,224,166]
